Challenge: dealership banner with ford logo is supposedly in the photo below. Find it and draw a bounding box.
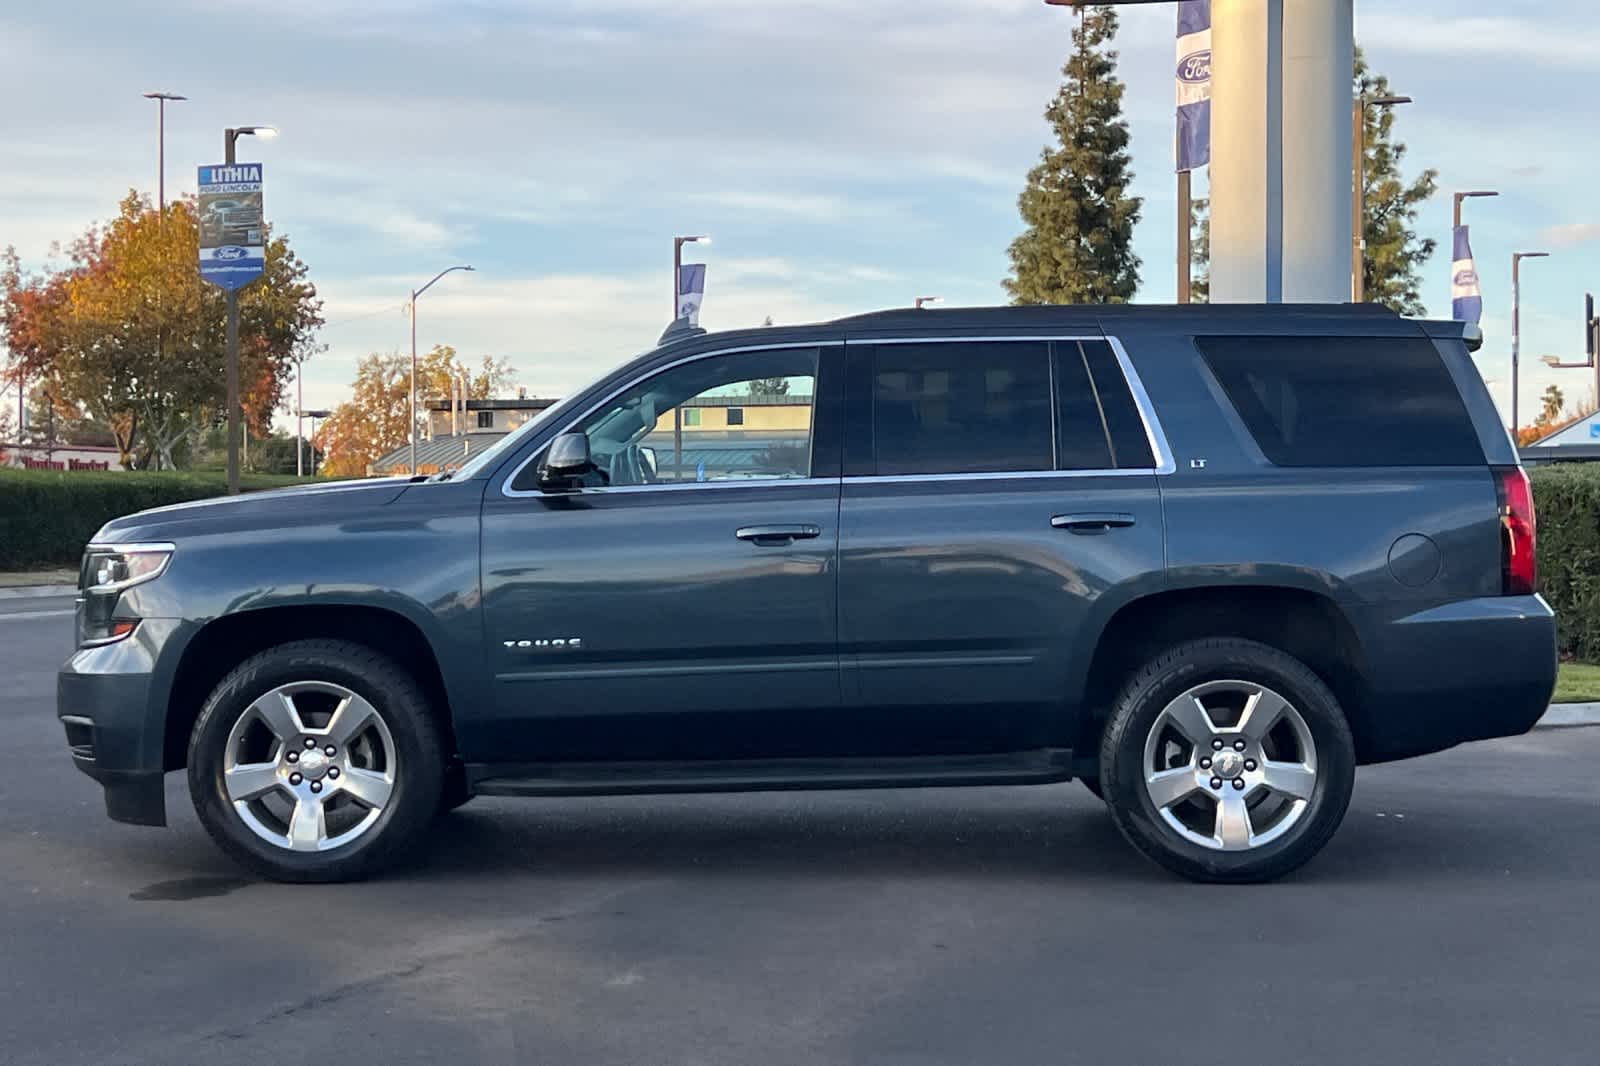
[1175,0,1211,173]
[1451,225,1483,323]
[198,163,265,291]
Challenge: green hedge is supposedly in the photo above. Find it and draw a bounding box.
[1532,464,1600,662]
[0,468,323,570]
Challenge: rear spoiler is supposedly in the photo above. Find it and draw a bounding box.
[1419,318,1484,353]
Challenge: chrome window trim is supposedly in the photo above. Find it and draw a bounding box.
[498,332,1175,499]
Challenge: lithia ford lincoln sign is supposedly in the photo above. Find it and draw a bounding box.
[197,163,265,291]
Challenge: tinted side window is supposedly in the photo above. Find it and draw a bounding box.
[1078,341,1157,468]
[1197,336,1483,467]
[1052,342,1114,470]
[872,342,1053,475]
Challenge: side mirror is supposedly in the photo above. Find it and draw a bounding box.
[637,445,658,480]
[538,432,594,490]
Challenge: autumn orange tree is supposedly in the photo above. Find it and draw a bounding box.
[0,192,323,468]
[315,345,515,477]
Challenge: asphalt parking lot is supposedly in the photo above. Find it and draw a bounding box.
[3,594,1598,1066]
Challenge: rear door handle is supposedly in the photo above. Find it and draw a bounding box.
[736,524,822,545]
[1051,513,1137,534]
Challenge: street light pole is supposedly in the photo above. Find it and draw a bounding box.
[914,296,944,309]
[672,235,710,320]
[1453,189,1498,230]
[142,92,186,214]
[408,265,475,476]
[221,125,275,495]
[1511,251,1550,438]
[1352,94,1412,302]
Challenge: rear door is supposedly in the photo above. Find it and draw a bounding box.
[835,335,1169,756]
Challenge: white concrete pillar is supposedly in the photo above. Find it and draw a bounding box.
[1280,0,1354,302]
[1208,0,1283,303]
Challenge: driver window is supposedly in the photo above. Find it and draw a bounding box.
[563,347,818,489]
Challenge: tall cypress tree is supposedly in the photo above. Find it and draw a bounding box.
[1005,5,1142,305]
[1356,48,1437,315]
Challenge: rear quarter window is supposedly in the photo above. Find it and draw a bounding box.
[1196,335,1485,467]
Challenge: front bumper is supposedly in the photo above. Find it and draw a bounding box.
[1353,595,1558,764]
[57,618,184,826]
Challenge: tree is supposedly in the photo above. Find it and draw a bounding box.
[0,193,323,469]
[1541,384,1566,427]
[1189,196,1210,303]
[1005,5,1142,305]
[1356,48,1437,315]
[747,377,789,397]
[316,346,516,478]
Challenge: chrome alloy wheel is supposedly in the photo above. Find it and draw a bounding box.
[1140,680,1318,852]
[222,681,398,852]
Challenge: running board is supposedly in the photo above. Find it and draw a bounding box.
[468,748,1076,798]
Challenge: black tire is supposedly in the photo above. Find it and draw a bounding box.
[187,639,445,883]
[1099,638,1355,884]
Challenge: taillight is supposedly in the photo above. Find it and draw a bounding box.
[1495,466,1537,595]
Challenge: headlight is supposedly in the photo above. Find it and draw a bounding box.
[78,543,174,647]
[81,543,174,592]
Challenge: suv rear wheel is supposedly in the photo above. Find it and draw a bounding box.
[1099,638,1355,883]
[187,639,445,883]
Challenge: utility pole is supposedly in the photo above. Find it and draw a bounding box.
[224,129,242,494]
[142,92,186,214]
[1352,94,1412,302]
[1178,170,1192,303]
[407,266,475,476]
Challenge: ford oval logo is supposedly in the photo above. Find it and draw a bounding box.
[1454,269,1479,287]
[215,245,247,261]
[1178,50,1211,84]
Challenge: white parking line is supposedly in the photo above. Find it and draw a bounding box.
[0,608,74,621]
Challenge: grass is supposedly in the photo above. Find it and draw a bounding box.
[1554,662,1600,704]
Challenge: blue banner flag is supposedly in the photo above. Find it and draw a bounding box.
[1176,0,1211,172]
[1452,225,1483,323]
[677,263,706,326]
[197,163,265,291]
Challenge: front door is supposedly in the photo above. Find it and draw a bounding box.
[836,336,1168,756]
[477,344,843,763]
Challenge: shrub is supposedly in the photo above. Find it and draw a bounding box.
[1532,464,1600,661]
[0,468,323,570]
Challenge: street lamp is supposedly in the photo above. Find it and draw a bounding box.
[1352,94,1412,302]
[222,124,277,495]
[409,265,475,476]
[298,409,331,477]
[914,296,943,310]
[1453,189,1498,230]
[673,235,710,320]
[141,92,186,215]
[1511,250,1550,437]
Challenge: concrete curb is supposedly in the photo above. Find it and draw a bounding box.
[1537,704,1600,729]
[0,584,76,601]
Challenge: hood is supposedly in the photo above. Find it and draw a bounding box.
[93,477,415,543]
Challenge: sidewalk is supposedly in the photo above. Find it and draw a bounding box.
[0,569,77,599]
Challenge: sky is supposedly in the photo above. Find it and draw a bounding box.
[3,0,1597,432]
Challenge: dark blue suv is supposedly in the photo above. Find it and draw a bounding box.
[58,304,1556,883]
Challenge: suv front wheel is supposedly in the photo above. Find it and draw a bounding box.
[187,639,445,883]
[1099,639,1355,883]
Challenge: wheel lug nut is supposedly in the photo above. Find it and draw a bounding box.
[1233,740,1246,752]
[310,781,322,794]
[289,772,302,785]
[304,738,317,749]
[1245,759,1258,772]
[1232,778,1246,790]
[1210,777,1223,790]
[1211,739,1224,751]
[286,751,299,763]
[1200,757,1212,770]
[324,745,337,757]
[328,767,340,779]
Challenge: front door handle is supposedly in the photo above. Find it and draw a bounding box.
[736,524,822,545]
[1051,513,1137,534]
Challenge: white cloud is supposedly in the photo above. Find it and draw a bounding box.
[1540,224,1600,248]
